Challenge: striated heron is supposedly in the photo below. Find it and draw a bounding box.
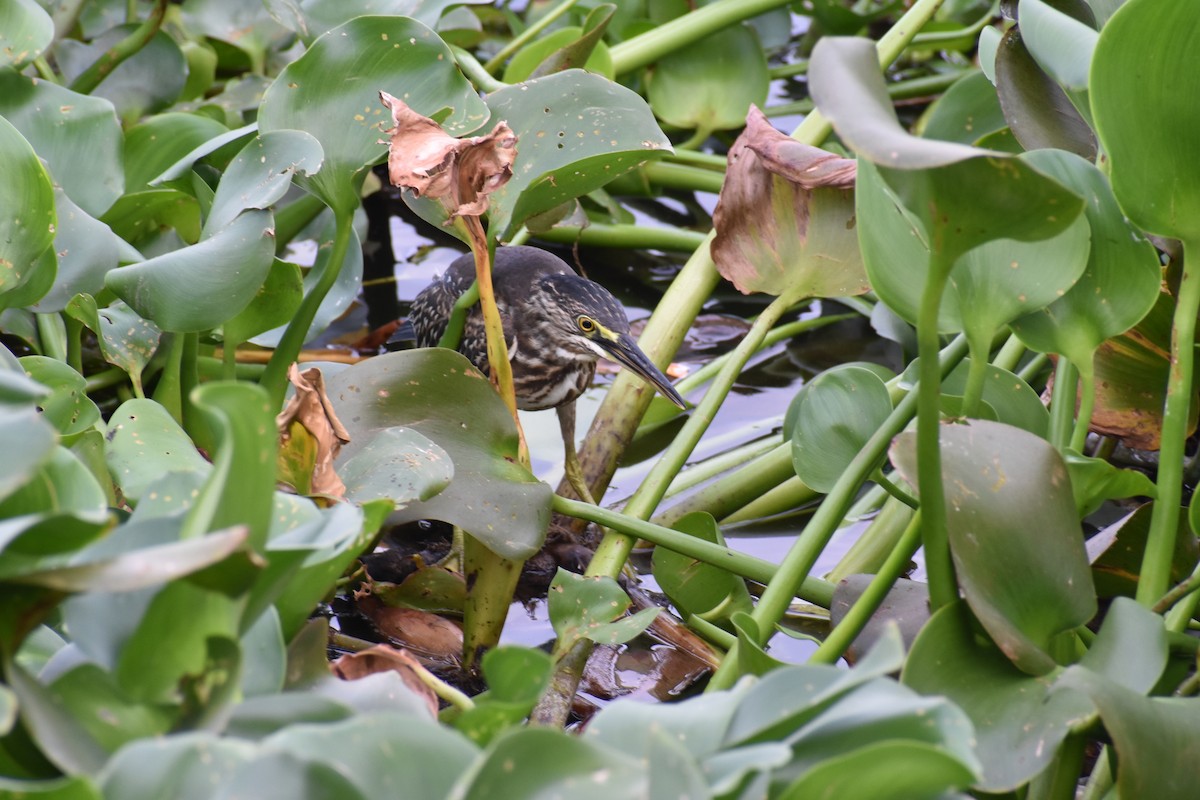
[409,245,686,502]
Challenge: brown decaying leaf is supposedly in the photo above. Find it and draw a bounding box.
[331,644,439,718]
[275,364,351,497]
[356,589,464,665]
[712,105,860,295]
[379,91,517,219]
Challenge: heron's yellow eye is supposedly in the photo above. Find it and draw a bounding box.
[577,316,596,333]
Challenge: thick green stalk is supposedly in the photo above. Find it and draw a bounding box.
[1069,363,1097,452]
[461,538,522,669]
[654,443,803,527]
[719,476,818,524]
[261,209,354,407]
[640,162,725,194]
[808,511,922,664]
[1047,357,1078,452]
[957,340,989,418]
[69,0,167,94]
[452,46,506,93]
[706,334,968,691]
[610,0,796,76]
[534,222,709,252]
[916,256,957,612]
[484,0,584,74]
[826,494,915,581]
[554,495,835,607]
[1140,240,1200,604]
[991,332,1026,373]
[663,437,778,499]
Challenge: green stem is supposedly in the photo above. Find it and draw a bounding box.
[451,46,507,93]
[484,0,584,74]
[33,57,59,83]
[958,344,989,418]
[261,208,354,408]
[991,332,1026,373]
[1138,241,1200,606]
[766,69,973,119]
[654,442,806,527]
[273,193,327,255]
[706,334,970,691]
[1048,357,1077,453]
[85,367,130,394]
[873,469,919,509]
[808,510,922,664]
[534,221,710,252]
[1028,733,1087,800]
[222,342,238,382]
[688,615,737,650]
[153,333,184,424]
[1018,351,1050,384]
[827,494,915,581]
[1070,363,1097,452]
[675,125,715,152]
[609,0,795,75]
[641,161,726,194]
[36,313,66,361]
[663,436,778,498]
[720,476,818,524]
[69,0,167,94]
[666,149,729,171]
[64,315,83,373]
[917,258,957,613]
[554,495,835,608]
[1161,557,1200,632]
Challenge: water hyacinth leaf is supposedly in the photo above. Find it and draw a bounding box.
[651,511,753,628]
[646,22,769,134]
[32,191,123,313]
[0,0,53,68]
[994,27,1096,158]
[1087,504,1198,599]
[106,209,275,333]
[452,646,554,745]
[204,131,324,236]
[0,406,57,503]
[259,15,488,215]
[327,350,551,560]
[1057,667,1200,800]
[210,751,366,800]
[712,107,864,298]
[1077,596,1166,694]
[0,115,55,302]
[55,28,186,120]
[0,776,97,798]
[903,601,1095,792]
[0,447,107,519]
[223,260,303,347]
[791,365,893,493]
[4,662,109,775]
[919,70,1008,145]
[547,569,659,655]
[503,4,616,82]
[186,382,277,551]
[264,0,491,41]
[180,0,292,73]
[37,663,173,754]
[830,577,930,662]
[339,426,452,508]
[98,733,255,800]
[777,740,976,800]
[267,713,477,799]
[104,399,211,502]
[483,69,672,240]
[122,113,229,194]
[1011,149,1160,367]
[64,297,160,393]
[1091,0,1200,240]
[891,421,1096,675]
[938,359,1049,436]
[148,123,257,186]
[20,357,100,439]
[100,188,201,247]
[810,36,1084,271]
[1019,0,1099,91]
[1065,450,1156,518]
[0,66,121,216]
[453,727,643,800]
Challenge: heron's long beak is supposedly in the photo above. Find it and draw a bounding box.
[601,333,687,409]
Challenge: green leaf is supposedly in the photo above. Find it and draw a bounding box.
[327,350,552,560]
[646,22,768,133]
[0,776,99,799]
[830,577,930,661]
[106,209,275,332]
[100,188,201,248]
[1088,504,1199,599]
[104,399,210,502]
[778,740,976,800]
[547,568,658,656]
[651,511,753,628]
[791,365,893,493]
[98,733,255,799]
[339,426,452,508]
[891,420,1097,675]
[64,297,160,391]
[1019,0,1099,91]
[919,70,1007,145]
[994,27,1096,157]
[483,69,672,239]
[259,15,488,214]
[0,72,122,217]
[1065,449,1156,518]
[1078,596,1167,693]
[1091,0,1200,239]
[0,114,55,303]
[903,601,1095,792]
[55,27,186,120]
[204,130,323,236]
[0,447,106,519]
[453,646,553,745]
[938,359,1050,436]
[122,112,229,194]
[180,0,292,74]
[32,191,123,313]
[502,4,615,82]
[0,0,53,68]
[19,357,100,439]
[222,259,303,347]
[1011,149,1161,367]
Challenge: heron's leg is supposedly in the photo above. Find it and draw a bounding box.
[557,401,596,505]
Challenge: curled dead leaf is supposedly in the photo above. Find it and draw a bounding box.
[331,644,439,718]
[276,364,351,498]
[379,91,517,219]
[712,105,865,297]
[357,590,464,665]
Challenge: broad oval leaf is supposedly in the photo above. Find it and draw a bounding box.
[891,420,1096,675]
[32,190,123,313]
[791,364,893,493]
[20,356,101,439]
[0,0,53,69]
[327,349,552,560]
[1019,0,1098,91]
[106,209,275,332]
[259,15,488,214]
[1091,0,1200,239]
[483,69,672,240]
[651,511,753,627]
[123,112,229,194]
[547,568,658,655]
[339,426,452,508]
[105,399,211,502]
[55,27,186,120]
[205,131,323,236]
[0,115,56,301]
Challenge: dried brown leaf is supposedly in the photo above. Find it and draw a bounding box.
[379,91,517,219]
[712,105,864,296]
[275,364,351,498]
[331,644,439,717]
[357,591,464,664]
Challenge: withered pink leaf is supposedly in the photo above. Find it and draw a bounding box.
[712,105,867,297]
[379,90,517,220]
